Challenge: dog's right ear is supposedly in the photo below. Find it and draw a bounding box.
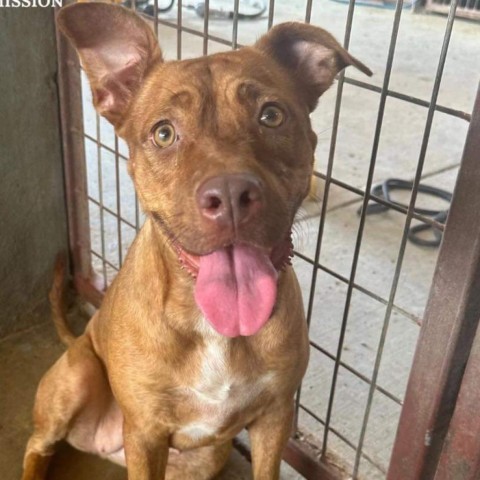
[255,22,372,112]
[57,3,162,128]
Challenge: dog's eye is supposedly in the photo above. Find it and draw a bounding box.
[152,122,176,148]
[259,104,284,128]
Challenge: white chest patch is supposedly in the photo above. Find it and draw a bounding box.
[179,334,275,440]
[178,422,217,440]
[191,338,234,404]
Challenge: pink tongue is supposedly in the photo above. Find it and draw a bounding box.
[194,245,278,337]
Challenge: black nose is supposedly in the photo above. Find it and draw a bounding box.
[196,173,264,228]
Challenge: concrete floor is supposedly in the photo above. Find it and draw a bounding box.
[2,1,478,479]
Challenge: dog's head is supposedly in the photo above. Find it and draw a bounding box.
[58,3,371,337]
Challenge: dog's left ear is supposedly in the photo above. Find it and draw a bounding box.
[255,22,372,111]
[57,3,163,128]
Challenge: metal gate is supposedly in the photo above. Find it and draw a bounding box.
[388,86,480,480]
[56,0,479,478]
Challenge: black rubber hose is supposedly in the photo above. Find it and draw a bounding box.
[359,178,452,248]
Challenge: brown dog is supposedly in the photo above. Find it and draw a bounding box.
[22,4,371,479]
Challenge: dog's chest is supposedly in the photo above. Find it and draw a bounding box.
[178,337,275,441]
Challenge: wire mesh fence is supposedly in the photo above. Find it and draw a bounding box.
[60,0,478,477]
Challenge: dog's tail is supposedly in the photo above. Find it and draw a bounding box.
[49,253,76,347]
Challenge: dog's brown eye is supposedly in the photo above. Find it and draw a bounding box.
[259,105,284,128]
[152,123,176,148]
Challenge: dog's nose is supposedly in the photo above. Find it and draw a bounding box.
[196,173,264,227]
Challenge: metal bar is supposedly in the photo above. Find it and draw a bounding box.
[92,249,119,272]
[305,0,314,23]
[153,0,158,37]
[267,0,275,29]
[232,437,252,463]
[95,114,108,288]
[294,0,358,434]
[299,404,387,475]
[387,83,480,479]
[88,197,137,231]
[283,437,345,480]
[114,135,123,267]
[232,0,240,50]
[321,0,405,461]
[354,2,459,474]
[420,162,460,180]
[84,133,129,161]
[312,171,447,232]
[139,14,236,49]
[55,4,92,283]
[177,0,182,60]
[84,135,144,233]
[202,0,210,56]
[310,339,403,405]
[343,76,471,122]
[74,274,103,308]
[294,250,423,326]
[434,316,480,480]
[234,434,346,480]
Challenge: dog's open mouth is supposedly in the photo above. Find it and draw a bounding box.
[173,234,293,337]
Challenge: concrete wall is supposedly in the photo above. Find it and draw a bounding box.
[0,8,68,337]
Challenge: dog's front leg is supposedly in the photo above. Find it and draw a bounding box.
[248,401,294,480]
[123,420,170,480]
